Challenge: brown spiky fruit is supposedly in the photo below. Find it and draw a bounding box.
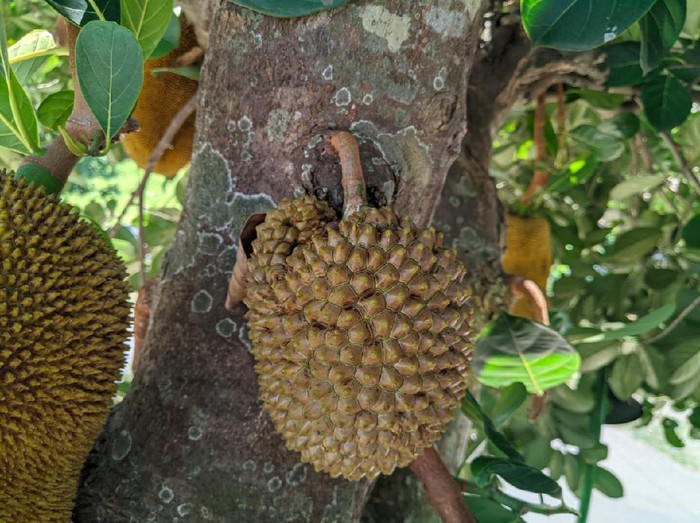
[245,199,473,480]
[0,171,130,521]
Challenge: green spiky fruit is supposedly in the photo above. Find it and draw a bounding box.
[245,199,473,480]
[0,171,130,521]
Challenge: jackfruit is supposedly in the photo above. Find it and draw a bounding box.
[0,171,130,522]
[121,16,198,178]
[501,213,552,319]
[244,199,473,480]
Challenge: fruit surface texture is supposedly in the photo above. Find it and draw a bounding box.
[244,197,473,480]
[0,172,129,521]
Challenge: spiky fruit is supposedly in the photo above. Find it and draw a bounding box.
[245,200,473,480]
[0,171,130,521]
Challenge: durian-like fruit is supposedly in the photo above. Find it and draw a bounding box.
[501,213,551,319]
[245,197,473,480]
[0,171,130,521]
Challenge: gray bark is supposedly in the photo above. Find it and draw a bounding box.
[74,1,485,521]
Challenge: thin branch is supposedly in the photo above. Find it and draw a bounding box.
[555,83,567,166]
[410,447,477,523]
[660,131,700,193]
[110,93,198,238]
[647,294,700,344]
[521,93,548,204]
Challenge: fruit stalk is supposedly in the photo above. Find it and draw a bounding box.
[410,447,477,523]
[329,130,367,216]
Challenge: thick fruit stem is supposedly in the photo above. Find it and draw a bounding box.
[507,276,549,325]
[329,131,367,216]
[410,447,476,523]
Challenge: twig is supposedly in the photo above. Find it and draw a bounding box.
[635,134,652,172]
[521,93,548,203]
[110,93,198,238]
[329,131,367,216]
[410,447,477,523]
[555,83,567,166]
[660,132,700,193]
[647,294,700,344]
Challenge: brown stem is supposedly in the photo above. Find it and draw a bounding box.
[410,447,476,523]
[110,93,198,238]
[555,84,567,165]
[660,131,700,193]
[521,93,548,204]
[507,276,549,326]
[19,135,79,185]
[329,131,367,216]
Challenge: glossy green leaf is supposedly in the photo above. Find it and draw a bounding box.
[662,418,685,447]
[37,90,74,130]
[683,215,700,249]
[0,71,40,154]
[8,30,64,84]
[230,0,353,18]
[609,352,644,400]
[462,391,524,462]
[594,466,624,498]
[463,496,524,523]
[75,21,143,143]
[609,173,666,200]
[609,227,663,263]
[642,74,692,131]
[521,0,655,51]
[45,0,120,25]
[149,10,180,59]
[640,0,686,73]
[578,305,676,343]
[603,42,645,86]
[490,383,528,427]
[471,456,562,497]
[120,0,173,59]
[14,164,63,195]
[474,314,581,394]
[569,124,625,162]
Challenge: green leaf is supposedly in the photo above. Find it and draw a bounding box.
[609,173,666,200]
[45,0,120,26]
[490,383,528,427]
[230,0,353,18]
[8,30,64,84]
[462,391,524,462]
[151,65,200,81]
[609,111,641,138]
[609,352,644,400]
[569,89,626,110]
[120,0,174,59]
[471,456,562,497]
[521,0,655,51]
[577,305,676,343]
[580,444,609,464]
[603,42,645,86]
[463,496,523,523]
[662,417,685,447]
[0,70,40,154]
[641,74,692,131]
[639,0,686,74]
[14,164,64,195]
[37,90,74,130]
[523,437,553,470]
[689,406,700,428]
[669,350,700,385]
[594,466,624,498]
[683,215,700,249]
[75,21,143,144]
[547,156,599,195]
[148,10,180,59]
[569,124,625,162]
[644,268,681,290]
[474,313,581,394]
[609,227,663,263]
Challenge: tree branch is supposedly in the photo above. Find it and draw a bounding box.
[660,131,700,193]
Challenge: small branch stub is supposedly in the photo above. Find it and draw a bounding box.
[329,130,367,216]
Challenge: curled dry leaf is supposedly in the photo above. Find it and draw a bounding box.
[225,213,266,310]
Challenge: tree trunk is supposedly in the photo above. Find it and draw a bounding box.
[74,1,485,521]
